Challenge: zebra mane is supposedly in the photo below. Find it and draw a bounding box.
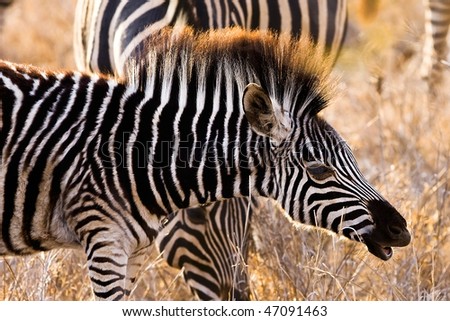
[123,27,334,117]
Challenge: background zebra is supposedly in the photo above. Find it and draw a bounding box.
[420,0,450,91]
[0,27,410,300]
[74,0,348,77]
[73,0,348,300]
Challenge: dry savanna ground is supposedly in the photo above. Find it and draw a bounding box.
[0,0,449,301]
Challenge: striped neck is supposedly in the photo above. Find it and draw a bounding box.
[124,75,277,216]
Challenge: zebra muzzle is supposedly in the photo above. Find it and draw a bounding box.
[363,200,412,260]
[363,238,394,261]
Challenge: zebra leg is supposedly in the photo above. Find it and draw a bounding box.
[84,240,129,300]
[420,0,450,89]
[84,237,131,300]
[71,211,136,300]
[82,230,153,300]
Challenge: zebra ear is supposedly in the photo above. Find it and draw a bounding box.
[242,83,290,142]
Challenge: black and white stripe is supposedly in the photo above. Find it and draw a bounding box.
[1,28,410,300]
[74,0,348,76]
[156,198,257,300]
[73,0,349,301]
[420,0,450,88]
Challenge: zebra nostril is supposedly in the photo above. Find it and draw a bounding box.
[387,224,403,237]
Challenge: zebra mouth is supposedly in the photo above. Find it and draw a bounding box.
[364,239,393,261]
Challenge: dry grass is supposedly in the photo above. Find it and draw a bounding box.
[1,0,449,301]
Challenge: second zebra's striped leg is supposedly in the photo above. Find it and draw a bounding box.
[421,0,450,90]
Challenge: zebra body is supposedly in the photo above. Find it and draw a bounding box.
[420,0,450,89]
[74,0,348,76]
[74,0,348,301]
[1,28,410,300]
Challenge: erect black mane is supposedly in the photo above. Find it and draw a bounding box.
[124,26,334,118]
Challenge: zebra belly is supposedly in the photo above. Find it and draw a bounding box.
[0,214,81,255]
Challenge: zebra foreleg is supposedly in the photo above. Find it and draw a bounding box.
[74,220,135,300]
[85,241,151,300]
[84,240,130,300]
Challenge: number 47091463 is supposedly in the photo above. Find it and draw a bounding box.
[263,305,327,317]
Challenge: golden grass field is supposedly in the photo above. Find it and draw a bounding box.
[0,0,449,301]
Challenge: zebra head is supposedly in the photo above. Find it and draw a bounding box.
[242,82,411,261]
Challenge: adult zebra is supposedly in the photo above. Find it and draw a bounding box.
[74,0,348,77]
[0,27,410,300]
[420,0,450,91]
[73,0,349,300]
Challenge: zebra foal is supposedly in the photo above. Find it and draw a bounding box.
[1,27,410,300]
[74,0,348,301]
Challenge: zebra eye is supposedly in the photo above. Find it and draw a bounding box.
[306,163,335,180]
